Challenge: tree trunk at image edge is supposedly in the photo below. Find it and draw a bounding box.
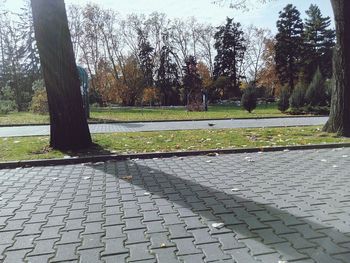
[31,0,92,150]
[323,0,350,136]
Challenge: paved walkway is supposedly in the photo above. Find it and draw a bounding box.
[0,117,328,137]
[1,148,350,262]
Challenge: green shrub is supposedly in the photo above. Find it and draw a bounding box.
[305,68,327,106]
[278,86,290,112]
[289,82,306,109]
[0,100,17,114]
[241,83,257,113]
[0,84,17,114]
[30,80,48,114]
[289,105,330,115]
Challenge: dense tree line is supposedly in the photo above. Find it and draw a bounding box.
[0,2,335,111]
[275,4,335,115]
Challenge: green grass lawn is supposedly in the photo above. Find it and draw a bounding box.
[0,104,293,125]
[0,112,49,125]
[90,104,286,122]
[1,126,348,162]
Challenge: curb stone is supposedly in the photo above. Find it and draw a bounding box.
[0,142,349,169]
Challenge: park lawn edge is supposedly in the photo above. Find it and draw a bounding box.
[0,104,313,125]
[1,126,350,163]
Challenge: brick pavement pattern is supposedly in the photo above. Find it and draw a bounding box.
[1,148,350,262]
[0,117,328,137]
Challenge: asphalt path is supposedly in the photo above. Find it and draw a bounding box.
[0,116,328,137]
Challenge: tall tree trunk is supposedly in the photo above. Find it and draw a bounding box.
[323,0,350,136]
[31,0,92,150]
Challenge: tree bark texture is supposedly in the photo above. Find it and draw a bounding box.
[323,0,350,136]
[31,0,92,150]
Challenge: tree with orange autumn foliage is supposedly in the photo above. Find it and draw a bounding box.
[256,38,282,96]
[197,62,213,91]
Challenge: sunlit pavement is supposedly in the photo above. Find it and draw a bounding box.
[0,116,328,137]
[0,148,350,262]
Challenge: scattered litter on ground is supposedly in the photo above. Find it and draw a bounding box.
[245,156,254,162]
[212,222,225,229]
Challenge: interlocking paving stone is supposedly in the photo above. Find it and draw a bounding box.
[179,253,205,263]
[126,243,154,262]
[225,248,259,263]
[172,238,202,256]
[78,248,104,263]
[50,243,80,262]
[101,237,128,257]
[27,253,55,263]
[26,238,58,256]
[190,228,217,245]
[1,148,350,262]
[2,248,32,263]
[148,232,175,249]
[280,233,317,250]
[197,243,231,262]
[152,247,179,263]
[0,230,19,245]
[241,238,276,256]
[79,233,104,250]
[301,247,344,263]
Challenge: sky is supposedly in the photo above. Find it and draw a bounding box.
[3,0,334,32]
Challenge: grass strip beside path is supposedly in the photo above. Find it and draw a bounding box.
[1,126,349,162]
[0,104,293,125]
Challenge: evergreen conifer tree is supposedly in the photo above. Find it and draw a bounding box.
[305,67,327,106]
[213,17,245,98]
[275,4,304,91]
[303,4,335,81]
[241,83,257,113]
[182,55,202,107]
